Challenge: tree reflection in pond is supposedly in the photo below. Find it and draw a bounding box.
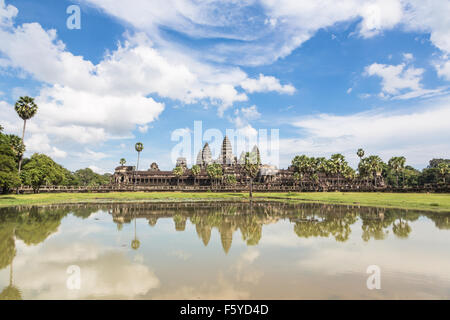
[0,202,449,299]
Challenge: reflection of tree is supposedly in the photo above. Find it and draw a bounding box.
[173,214,187,232]
[103,202,450,251]
[361,219,388,241]
[131,218,140,250]
[392,219,412,239]
[0,223,16,271]
[0,258,22,300]
[427,212,450,230]
[71,207,98,219]
[15,207,67,245]
[293,210,357,242]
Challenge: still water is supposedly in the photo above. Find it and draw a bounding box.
[0,202,449,300]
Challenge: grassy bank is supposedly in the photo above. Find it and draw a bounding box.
[0,192,449,212]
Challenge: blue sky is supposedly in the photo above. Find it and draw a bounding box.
[0,0,449,173]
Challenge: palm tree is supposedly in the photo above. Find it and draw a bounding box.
[206,163,223,189]
[14,96,38,174]
[119,158,126,166]
[437,162,449,184]
[243,151,260,198]
[134,142,144,170]
[191,165,201,185]
[388,156,406,187]
[367,155,383,187]
[173,166,185,186]
[330,153,347,188]
[357,148,365,160]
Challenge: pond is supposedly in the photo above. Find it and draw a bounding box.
[0,202,449,299]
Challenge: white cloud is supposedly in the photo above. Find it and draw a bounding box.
[280,98,450,168]
[24,133,67,159]
[81,0,450,68]
[240,74,295,94]
[435,58,450,81]
[364,62,446,99]
[0,0,17,27]
[13,241,160,299]
[0,4,285,168]
[88,165,108,175]
[240,105,261,120]
[403,52,414,61]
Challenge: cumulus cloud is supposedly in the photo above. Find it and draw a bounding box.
[13,241,160,299]
[0,0,17,27]
[240,74,295,94]
[435,59,450,81]
[364,61,446,100]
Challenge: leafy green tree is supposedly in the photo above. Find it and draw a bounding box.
[0,143,21,194]
[119,158,126,166]
[243,151,260,198]
[21,154,65,192]
[74,168,109,186]
[14,96,38,174]
[428,158,450,168]
[3,134,25,163]
[191,164,201,185]
[135,142,144,171]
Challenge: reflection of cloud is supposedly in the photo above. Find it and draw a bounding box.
[169,250,191,261]
[12,241,160,299]
[153,273,249,300]
[232,248,263,285]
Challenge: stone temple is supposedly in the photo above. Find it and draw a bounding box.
[112,136,384,191]
[113,136,282,188]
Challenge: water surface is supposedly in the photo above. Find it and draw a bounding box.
[0,202,449,299]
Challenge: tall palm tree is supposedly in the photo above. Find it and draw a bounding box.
[14,96,38,174]
[119,158,126,166]
[437,162,449,184]
[173,166,185,187]
[357,148,365,160]
[191,165,201,185]
[388,156,406,187]
[367,155,383,187]
[243,151,260,198]
[134,142,144,171]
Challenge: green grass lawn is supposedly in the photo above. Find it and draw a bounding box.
[0,191,449,212]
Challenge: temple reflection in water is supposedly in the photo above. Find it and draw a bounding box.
[1,202,450,300]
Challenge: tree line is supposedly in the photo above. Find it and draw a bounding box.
[291,149,449,188]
